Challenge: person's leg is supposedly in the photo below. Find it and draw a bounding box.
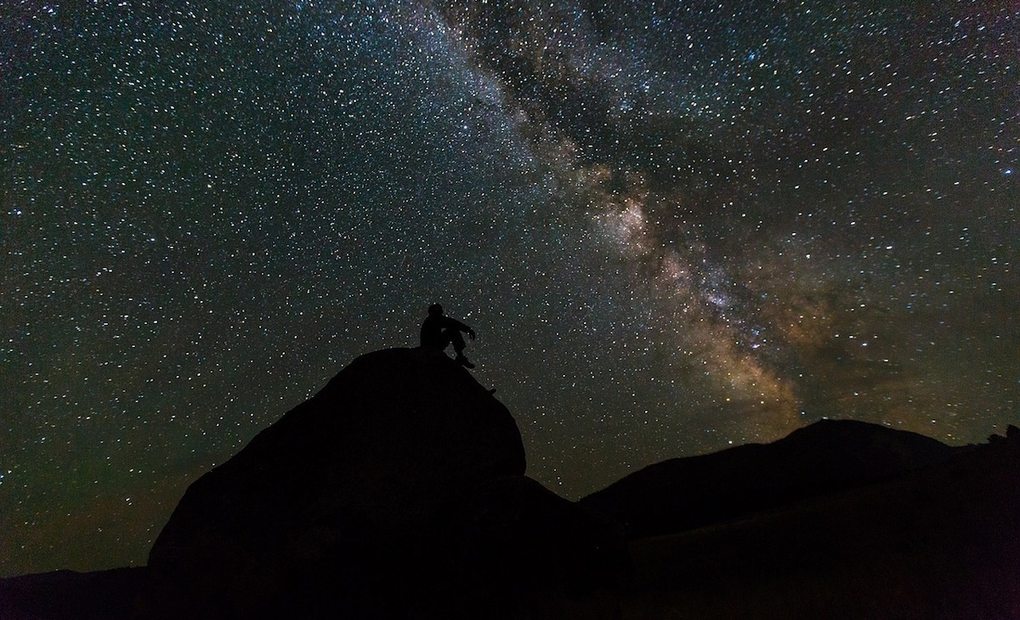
[442,329,474,368]
[447,329,466,354]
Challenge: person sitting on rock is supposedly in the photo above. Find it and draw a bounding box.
[420,303,476,368]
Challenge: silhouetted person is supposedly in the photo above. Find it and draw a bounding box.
[420,303,476,368]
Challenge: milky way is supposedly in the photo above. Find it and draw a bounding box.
[2,0,1017,575]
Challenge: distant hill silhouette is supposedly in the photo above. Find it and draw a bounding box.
[2,349,1019,619]
[620,427,1020,618]
[581,419,957,539]
[0,568,147,620]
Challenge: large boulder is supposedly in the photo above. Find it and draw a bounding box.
[148,350,524,605]
[146,348,623,618]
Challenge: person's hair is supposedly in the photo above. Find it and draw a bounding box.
[428,303,443,316]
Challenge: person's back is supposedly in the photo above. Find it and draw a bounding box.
[420,313,450,350]
[419,304,476,368]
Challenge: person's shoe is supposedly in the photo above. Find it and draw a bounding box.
[455,354,475,369]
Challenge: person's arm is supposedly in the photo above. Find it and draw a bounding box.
[443,316,475,339]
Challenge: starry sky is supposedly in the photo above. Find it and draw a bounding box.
[2,0,1017,577]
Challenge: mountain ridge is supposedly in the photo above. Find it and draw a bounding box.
[580,417,958,539]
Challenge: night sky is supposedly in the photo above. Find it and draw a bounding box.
[2,0,1017,577]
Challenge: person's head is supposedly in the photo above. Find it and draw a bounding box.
[428,303,443,317]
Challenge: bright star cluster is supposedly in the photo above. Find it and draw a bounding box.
[1,0,1016,576]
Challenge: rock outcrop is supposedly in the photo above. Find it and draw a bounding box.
[146,347,622,618]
